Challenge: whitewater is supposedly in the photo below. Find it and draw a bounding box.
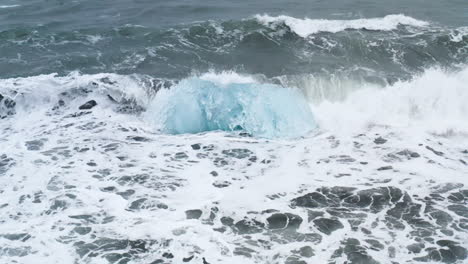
[0,65,467,263]
[0,9,467,264]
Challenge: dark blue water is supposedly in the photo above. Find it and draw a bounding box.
[0,0,467,80]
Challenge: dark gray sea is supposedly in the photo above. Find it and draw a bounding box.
[0,0,467,79]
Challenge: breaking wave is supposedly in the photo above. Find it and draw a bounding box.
[255,14,429,37]
[1,66,467,138]
[311,67,468,134]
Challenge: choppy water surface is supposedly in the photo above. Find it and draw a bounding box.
[0,1,467,264]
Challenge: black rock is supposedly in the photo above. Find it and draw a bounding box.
[436,240,467,260]
[285,256,307,264]
[157,203,168,209]
[448,191,465,203]
[73,226,92,235]
[337,238,380,264]
[183,255,194,262]
[79,100,97,110]
[429,209,453,227]
[239,132,252,137]
[25,140,44,151]
[233,246,256,257]
[377,166,393,171]
[185,209,202,219]
[213,157,228,167]
[0,95,16,118]
[202,257,210,264]
[162,252,174,259]
[213,181,231,188]
[407,243,425,254]
[65,111,91,118]
[426,146,444,156]
[396,149,420,158]
[234,219,264,234]
[101,186,117,192]
[174,152,188,159]
[298,246,314,258]
[374,137,387,144]
[3,97,15,108]
[0,233,31,242]
[248,156,258,162]
[117,189,135,199]
[52,99,66,110]
[433,183,463,193]
[220,216,234,226]
[447,204,468,217]
[291,192,331,208]
[415,243,467,263]
[313,218,344,235]
[128,198,148,210]
[222,148,253,159]
[127,136,151,142]
[267,213,288,229]
[74,237,153,259]
[345,187,404,212]
[267,213,303,230]
[213,227,226,233]
[365,239,384,251]
[49,199,67,211]
[326,186,357,199]
[107,94,118,103]
[307,210,325,221]
[191,144,201,150]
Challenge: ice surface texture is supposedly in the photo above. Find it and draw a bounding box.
[148,77,316,138]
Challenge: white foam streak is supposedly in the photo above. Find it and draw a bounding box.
[0,5,20,8]
[256,14,429,37]
[449,26,468,42]
[0,72,150,111]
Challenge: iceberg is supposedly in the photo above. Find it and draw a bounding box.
[147,77,316,138]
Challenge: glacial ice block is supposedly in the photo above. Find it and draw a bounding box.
[148,78,316,138]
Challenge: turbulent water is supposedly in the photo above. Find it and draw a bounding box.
[1,1,467,264]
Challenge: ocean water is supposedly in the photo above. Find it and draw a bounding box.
[0,1,467,264]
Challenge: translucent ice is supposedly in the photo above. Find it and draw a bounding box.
[147,77,316,138]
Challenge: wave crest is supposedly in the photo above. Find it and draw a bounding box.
[255,14,429,37]
[312,67,468,134]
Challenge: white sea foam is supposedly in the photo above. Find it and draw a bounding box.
[449,26,468,42]
[0,72,150,113]
[0,5,20,9]
[2,67,467,137]
[256,14,429,37]
[312,67,468,135]
[0,68,467,264]
[86,35,104,44]
[199,71,257,85]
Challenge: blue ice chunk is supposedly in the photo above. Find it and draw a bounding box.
[148,78,316,138]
